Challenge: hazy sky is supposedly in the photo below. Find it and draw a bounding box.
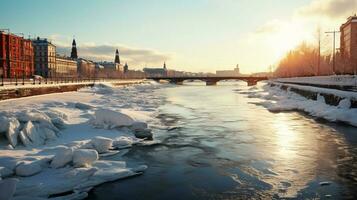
[1,0,355,73]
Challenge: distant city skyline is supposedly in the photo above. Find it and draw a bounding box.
[1,0,355,73]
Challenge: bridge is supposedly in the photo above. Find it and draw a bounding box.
[148,76,268,86]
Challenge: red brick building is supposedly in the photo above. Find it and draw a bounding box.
[340,15,357,74]
[0,30,34,78]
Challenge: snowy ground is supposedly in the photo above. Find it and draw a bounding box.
[274,75,357,87]
[0,81,166,200]
[239,82,357,127]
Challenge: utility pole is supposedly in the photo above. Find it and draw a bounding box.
[325,30,340,75]
[317,28,321,76]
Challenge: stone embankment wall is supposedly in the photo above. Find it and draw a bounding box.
[269,82,357,108]
[0,84,93,101]
[0,80,144,101]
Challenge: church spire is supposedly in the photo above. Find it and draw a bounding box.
[124,62,128,73]
[70,39,78,59]
[114,49,120,64]
[163,62,166,70]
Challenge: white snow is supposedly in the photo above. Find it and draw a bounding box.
[91,109,135,129]
[0,80,164,199]
[337,98,351,109]
[72,149,98,168]
[15,161,43,177]
[22,121,44,146]
[6,118,21,147]
[50,146,73,169]
[242,82,357,127]
[91,136,113,153]
[274,75,357,87]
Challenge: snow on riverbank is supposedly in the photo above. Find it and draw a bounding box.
[0,81,165,199]
[240,82,357,127]
[274,75,357,87]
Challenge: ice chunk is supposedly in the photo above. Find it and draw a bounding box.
[130,121,148,131]
[75,102,93,110]
[0,166,14,178]
[0,116,9,133]
[113,136,134,149]
[134,128,153,139]
[18,130,33,147]
[38,120,60,133]
[40,128,57,141]
[66,140,93,149]
[12,192,88,200]
[6,118,21,147]
[91,109,135,129]
[99,150,121,157]
[74,161,144,192]
[51,117,66,130]
[316,94,325,104]
[50,146,73,169]
[337,98,351,109]
[0,178,18,200]
[91,136,113,153]
[21,121,44,146]
[15,161,42,177]
[45,109,68,121]
[15,167,96,197]
[17,110,51,124]
[0,156,18,173]
[91,83,114,94]
[73,149,98,168]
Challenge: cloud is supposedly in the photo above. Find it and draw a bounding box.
[55,43,172,68]
[255,20,284,34]
[297,0,357,19]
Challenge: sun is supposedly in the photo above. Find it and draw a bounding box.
[268,22,310,62]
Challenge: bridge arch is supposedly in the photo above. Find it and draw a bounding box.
[150,76,267,86]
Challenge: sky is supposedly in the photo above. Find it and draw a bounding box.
[0,0,356,73]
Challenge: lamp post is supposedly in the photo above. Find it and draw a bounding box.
[325,30,340,75]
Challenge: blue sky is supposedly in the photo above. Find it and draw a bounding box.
[0,0,354,73]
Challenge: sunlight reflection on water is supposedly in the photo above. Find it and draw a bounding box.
[88,82,357,200]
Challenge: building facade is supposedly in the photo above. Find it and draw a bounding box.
[32,37,56,78]
[340,15,357,74]
[143,62,167,77]
[0,30,34,78]
[95,49,124,78]
[55,55,77,78]
[77,58,96,78]
[216,65,240,76]
[98,49,124,71]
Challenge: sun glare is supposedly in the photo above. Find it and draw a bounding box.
[269,22,309,62]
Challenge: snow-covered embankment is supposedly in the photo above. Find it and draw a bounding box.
[240,81,357,127]
[0,82,161,200]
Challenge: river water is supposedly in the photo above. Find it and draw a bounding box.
[88,82,357,200]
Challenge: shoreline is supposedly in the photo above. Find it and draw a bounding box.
[0,79,146,101]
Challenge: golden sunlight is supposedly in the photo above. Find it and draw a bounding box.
[273,114,298,159]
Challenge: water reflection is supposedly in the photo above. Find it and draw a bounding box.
[88,82,357,200]
[273,114,298,159]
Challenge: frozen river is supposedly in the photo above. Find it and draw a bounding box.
[88,82,357,199]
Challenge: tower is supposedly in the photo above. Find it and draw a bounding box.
[70,39,78,59]
[124,62,128,73]
[163,62,167,70]
[115,49,120,64]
